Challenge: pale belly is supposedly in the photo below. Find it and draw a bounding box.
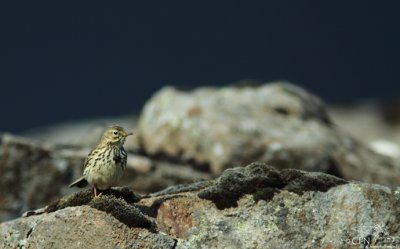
[84,161,124,190]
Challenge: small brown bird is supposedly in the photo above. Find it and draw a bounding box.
[69,125,133,196]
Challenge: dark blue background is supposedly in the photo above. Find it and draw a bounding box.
[1,1,399,132]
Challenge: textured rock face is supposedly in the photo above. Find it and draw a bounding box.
[138,83,400,184]
[174,183,400,249]
[0,134,210,222]
[0,206,176,249]
[0,135,80,222]
[2,163,399,249]
[144,163,400,249]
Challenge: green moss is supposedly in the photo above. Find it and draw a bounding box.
[198,162,284,209]
[151,180,211,197]
[253,187,280,202]
[46,187,142,213]
[280,169,347,194]
[45,187,153,230]
[46,189,93,212]
[108,186,142,203]
[89,195,156,231]
[198,162,347,209]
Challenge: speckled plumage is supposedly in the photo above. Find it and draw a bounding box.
[69,125,132,196]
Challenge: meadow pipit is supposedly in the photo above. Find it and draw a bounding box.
[69,125,133,196]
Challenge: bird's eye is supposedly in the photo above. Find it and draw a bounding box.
[113,131,118,135]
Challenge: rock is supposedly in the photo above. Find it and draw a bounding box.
[197,163,347,209]
[138,82,400,184]
[43,187,142,213]
[369,140,400,159]
[279,168,348,194]
[0,134,80,222]
[329,103,400,146]
[1,206,176,249]
[21,115,139,150]
[42,188,155,231]
[197,163,286,209]
[146,163,400,248]
[2,163,399,249]
[0,134,210,222]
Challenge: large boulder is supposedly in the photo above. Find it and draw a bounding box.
[1,163,399,249]
[138,82,400,183]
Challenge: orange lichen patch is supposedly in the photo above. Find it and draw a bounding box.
[156,197,194,239]
[298,209,307,223]
[187,106,203,117]
[361,187,388,209]
[322,244,334,249]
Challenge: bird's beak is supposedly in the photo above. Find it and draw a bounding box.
[124,132,133,137]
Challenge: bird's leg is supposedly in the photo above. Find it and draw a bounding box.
[94,186,103,197]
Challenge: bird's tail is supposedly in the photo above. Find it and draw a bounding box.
[69,176,88,188]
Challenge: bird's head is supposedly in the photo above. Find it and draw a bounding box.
[100,125,133,146]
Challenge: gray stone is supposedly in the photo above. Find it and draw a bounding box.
[0,134,81,222]
[1,163,399,249]
[137,82,400,184]
[153,163,400,249]
[0,205,176,249]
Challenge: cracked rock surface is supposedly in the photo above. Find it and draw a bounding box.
[1,163,399,249]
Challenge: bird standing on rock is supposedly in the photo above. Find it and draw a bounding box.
[69,125,133,196]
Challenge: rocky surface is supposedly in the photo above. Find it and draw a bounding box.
[0,134,78,222]
[1,206,176,249]
[0,134,210,222]
[138,82,400,184]
[1,163,399,249]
